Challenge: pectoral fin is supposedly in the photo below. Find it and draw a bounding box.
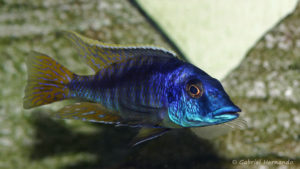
[56,102,122,124]
[131,128,170,146]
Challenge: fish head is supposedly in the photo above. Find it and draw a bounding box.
[167,63,241,127]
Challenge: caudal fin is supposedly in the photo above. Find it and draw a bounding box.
[23,51,75,109]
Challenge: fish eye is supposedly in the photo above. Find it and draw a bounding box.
[186,80,203,99]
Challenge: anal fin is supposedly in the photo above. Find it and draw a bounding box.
[131,128,170,146]
[56,102,121,124]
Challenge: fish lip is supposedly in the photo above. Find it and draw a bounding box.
[212,106,241,119]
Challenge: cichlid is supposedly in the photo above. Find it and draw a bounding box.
[23,31,241,145]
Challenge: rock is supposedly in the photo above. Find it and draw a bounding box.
[206,2,300,168]
[0,0,171,168]
[1,0,299,168]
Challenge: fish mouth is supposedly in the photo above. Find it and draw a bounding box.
[212,106,241,120]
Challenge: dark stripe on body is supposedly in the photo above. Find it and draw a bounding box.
[69,56,183,113]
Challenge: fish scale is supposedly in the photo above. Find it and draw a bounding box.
[68,56,167,111]
[23,31,242,146]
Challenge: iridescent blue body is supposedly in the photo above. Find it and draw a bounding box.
[68,55,181,127]
[67,54,240,128]
[23,31,242,145]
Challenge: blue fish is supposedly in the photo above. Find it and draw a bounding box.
[23,31,241,145]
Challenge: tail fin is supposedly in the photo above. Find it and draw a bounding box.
[23,51,75,109]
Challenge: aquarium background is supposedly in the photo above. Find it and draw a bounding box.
[0,0,299,169]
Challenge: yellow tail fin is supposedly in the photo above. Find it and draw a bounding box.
[23,52,75,109]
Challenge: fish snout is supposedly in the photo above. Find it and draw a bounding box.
[212,106,241,120]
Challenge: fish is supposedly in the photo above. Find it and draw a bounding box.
[23,31,242,146]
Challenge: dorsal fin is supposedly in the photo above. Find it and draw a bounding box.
[63,31,177,72]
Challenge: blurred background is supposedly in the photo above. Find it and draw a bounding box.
[0,0,299,168]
